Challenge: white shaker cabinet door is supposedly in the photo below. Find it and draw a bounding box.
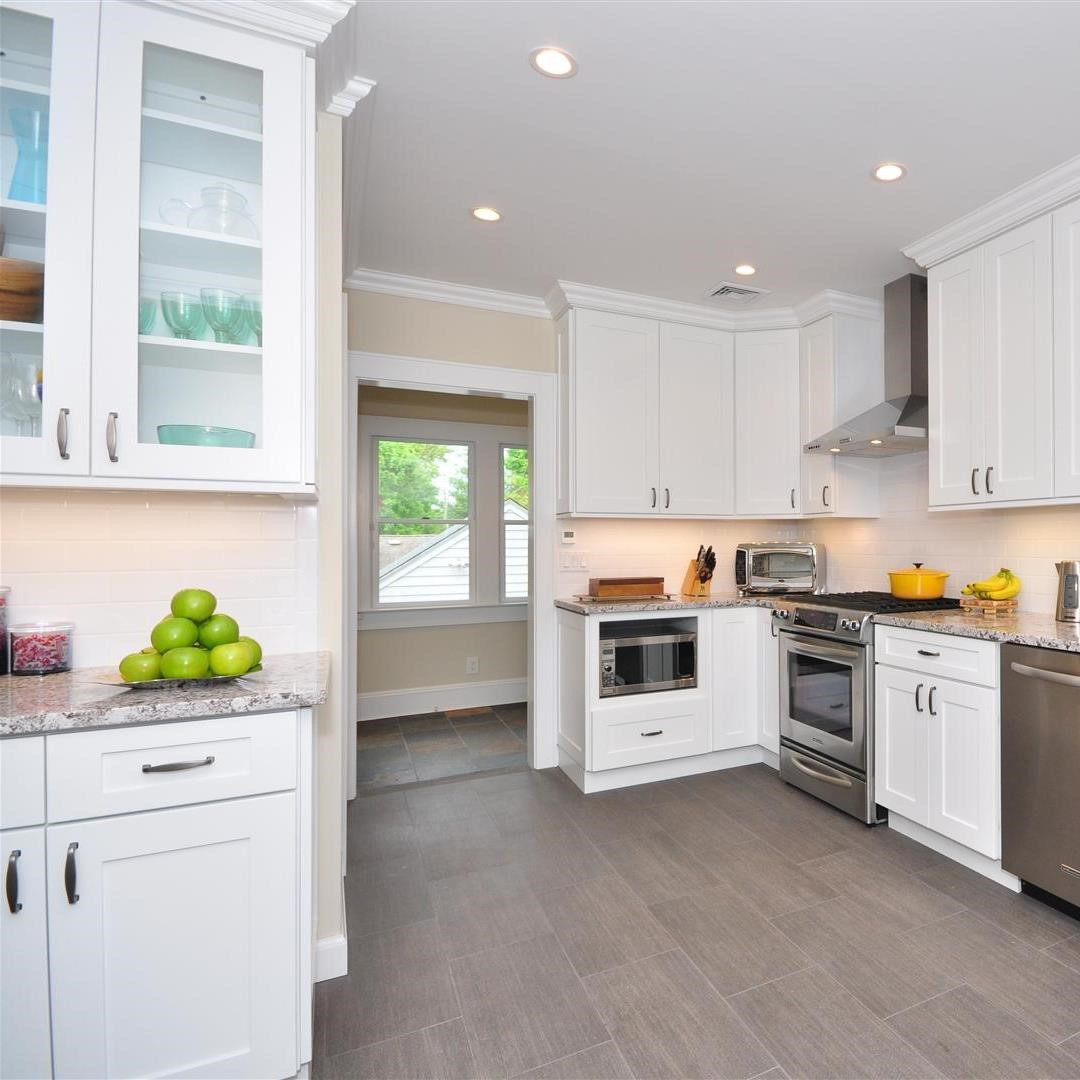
[981,216,1054,502]
[874,665,928,825]
[735,329,801,515]
[799,316,836,514]
[47,793,297,1080]
[658,322,735,515]
[572,308,660,514]
[928,248,984,506]
[1054,198,1080,497]
[0,827,52,1080]
[711,608,759,749]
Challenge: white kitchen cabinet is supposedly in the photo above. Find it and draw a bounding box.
[1054,198,1080,497]
[711,607,759,749]
[874,665,929,824]
[591,693,710,771]
[929,216,1054,506]
[1,827,52,1080]
[47,793,297,1080]
[757,610,780,755]
[658,322,735,515]
[735,329,801,515]
[799,314,880,517]
[0,1,98,477]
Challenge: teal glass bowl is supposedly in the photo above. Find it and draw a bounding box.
[157,425,255,448]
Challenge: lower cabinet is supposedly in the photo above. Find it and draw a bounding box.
[875,663,1000,857]
[46,794,297,1080]
[712,608,760,750]
[757,610,780,755]
[591,694,709,772]
[1,827,53,1080]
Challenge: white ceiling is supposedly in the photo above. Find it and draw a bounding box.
[345,0,1080,309]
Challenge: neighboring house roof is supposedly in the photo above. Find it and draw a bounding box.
[378,499,529,602]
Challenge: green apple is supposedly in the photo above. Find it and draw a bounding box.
[198,614,239,649]
[209,640,255,677]
[170,587,217,624]
[159,646,210,680]
[150,616,199,653]
[140,646,158,655]
[237,635,262,666]
[118,651,162,682]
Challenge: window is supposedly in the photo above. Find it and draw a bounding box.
[360,417,529,617]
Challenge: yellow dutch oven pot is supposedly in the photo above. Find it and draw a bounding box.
[888,562,949,600]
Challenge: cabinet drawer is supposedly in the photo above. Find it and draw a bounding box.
[591,694,709,772]
[874,626,999,687]
[0,737,45,829]
[47,712,297,822]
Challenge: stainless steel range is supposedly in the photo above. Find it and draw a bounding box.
[772,591,960,824]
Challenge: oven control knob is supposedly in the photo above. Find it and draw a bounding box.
[774,609,789,620]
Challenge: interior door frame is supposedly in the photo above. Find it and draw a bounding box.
[345,351,559,798]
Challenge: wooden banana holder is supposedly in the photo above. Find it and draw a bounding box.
[959,596,1019,620]
[680,561,712,599]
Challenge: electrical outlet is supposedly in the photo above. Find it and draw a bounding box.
[465,656,479,675]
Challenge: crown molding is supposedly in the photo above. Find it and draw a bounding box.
[325,75,375,117]
[344,268,550,319]
[145,0,354,49]
[903,153,1080,268]
[547,280,740,330]
[793,289,882,326]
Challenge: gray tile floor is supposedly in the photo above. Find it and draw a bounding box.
[356,704,528,791]
[315,762,1080,1079]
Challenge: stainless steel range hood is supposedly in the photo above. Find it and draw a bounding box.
[805,274,928,457]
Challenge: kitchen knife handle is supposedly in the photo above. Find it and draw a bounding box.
[106,412,119,463]
[914,683,923,713]
[6,849,22,913]
[664,488,670,509]
[56,407,70,460]
[64,842,79,905]
[971,467,980,496]
[985,466,994,495]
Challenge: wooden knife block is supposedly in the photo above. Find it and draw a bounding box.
[680,560,712,599]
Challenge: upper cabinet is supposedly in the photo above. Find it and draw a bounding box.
[0,0,314,493]
[734,329,801,516]
[1054,198,1080,498]
[557,308,735,516]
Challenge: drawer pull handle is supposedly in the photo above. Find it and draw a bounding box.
[6,849,22,913]
[142,755,215,774]
[641,730,664,737]
[1062,863,1080,880]
[790,755,853,788]
[917,649,940,657]
[65,842,79,905]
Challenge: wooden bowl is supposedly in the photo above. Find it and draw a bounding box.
[0,256,45,322]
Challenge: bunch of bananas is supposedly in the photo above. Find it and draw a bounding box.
[961,567,1022,600]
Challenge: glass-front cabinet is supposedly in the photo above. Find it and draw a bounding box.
[0,1,97,475]
[91,3,306,484]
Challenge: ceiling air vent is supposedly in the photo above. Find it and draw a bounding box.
[704,280,770,305]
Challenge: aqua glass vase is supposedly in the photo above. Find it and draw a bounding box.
[8,106,49,204]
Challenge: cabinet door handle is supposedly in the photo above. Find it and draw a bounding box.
[650,487,656,509]
[928,686,937,716]
[106,412,119,463]
[985,466,994,494]
[6,849,22,913]
[56,407,70,460]
[64,842,79,904]
[822,484,830,508]
[790,487,796,510]
[141,755,215,774]
[914,683,924,713]
[917,649,940,657]
[971,467,980,496]
[641,729,664,737]
[664,487,670,509]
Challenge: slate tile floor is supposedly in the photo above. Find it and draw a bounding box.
[356,704,528,791]
[315,762,1080,1079]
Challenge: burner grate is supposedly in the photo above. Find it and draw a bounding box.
[780,591,961,614]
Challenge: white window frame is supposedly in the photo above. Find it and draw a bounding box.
[500,442,530,604]
[358,416,528,627]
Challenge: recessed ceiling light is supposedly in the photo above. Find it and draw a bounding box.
[734,263,757,276]
[870,438,884,446]
[470,206,501,223]
[873,162,906,182]
[530,46,577,78]
[829,447,841,453]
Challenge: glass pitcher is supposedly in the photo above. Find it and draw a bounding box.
[159,182,259,239]
[7,106,49,204]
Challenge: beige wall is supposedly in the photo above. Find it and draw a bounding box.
[348,291,555,371]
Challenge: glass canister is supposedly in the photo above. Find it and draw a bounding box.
[9,622,74,675]
[0,587,9,676]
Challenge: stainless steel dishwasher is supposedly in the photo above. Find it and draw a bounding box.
[1001,643,1080,909]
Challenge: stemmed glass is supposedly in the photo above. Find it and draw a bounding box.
[161,292,204,340]
[200,288,244,344]
[242,294,262,347]
[138,296,157,335]
[1,353,43,437]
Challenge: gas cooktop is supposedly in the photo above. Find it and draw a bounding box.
[771,591,960,643]
[779,591,961,615]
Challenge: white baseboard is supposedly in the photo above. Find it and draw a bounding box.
[558,744,767,793]
[888,813,1020,892]
[314,933,348,982]
[357,677,527,721]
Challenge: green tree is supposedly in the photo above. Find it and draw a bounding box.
[378,440,451,534]
[503,447,529,510]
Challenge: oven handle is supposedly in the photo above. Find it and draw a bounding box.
[1009,661,1080,689]
[789,754,854,789]
[782,635,861,664]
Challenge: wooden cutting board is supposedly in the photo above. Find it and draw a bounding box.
[587,576,665,598]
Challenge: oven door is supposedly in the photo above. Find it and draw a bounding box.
[749,548,815,592]
[779,631,867,770]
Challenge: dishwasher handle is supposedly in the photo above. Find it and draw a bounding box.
[1010,661,1080,689]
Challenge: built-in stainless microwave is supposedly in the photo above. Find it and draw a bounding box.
[599,622,697,697]
[735,542,824,594]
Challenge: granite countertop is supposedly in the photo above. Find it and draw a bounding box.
[556,594,778,615]
[875,611,1080,653]
[0,652,330,737]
